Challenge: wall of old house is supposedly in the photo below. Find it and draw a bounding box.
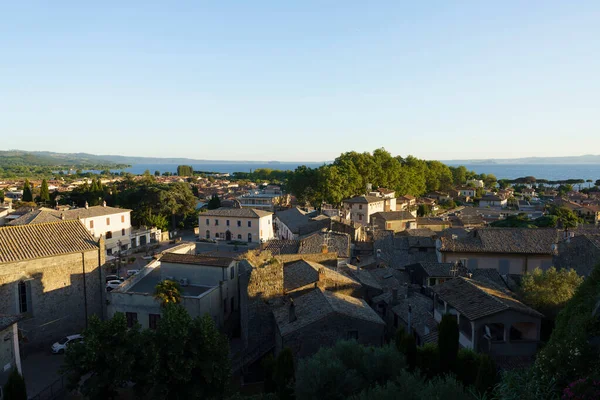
[0,249,104,351]
[276,314,385,360]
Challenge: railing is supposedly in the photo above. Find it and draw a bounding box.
[29,375,66,400]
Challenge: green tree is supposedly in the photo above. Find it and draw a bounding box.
[548,205,582,229]
[154,280,182,307]
[154,170,160,176]
[295,341,405,400]
[3,368,27,400]
[0,189,4,203]
[22,179,33,202]
[438,314,459,373]
[177,165,193,176]
[395,329,417,371]
[474,354,496,395]
[450,165,468,185]
[520,267,583,318]
[207,194,221,210]
[273,348,295,400]
[39,178,50,203]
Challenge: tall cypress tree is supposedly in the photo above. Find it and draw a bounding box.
[438,314,459,373]
[40,179,50,203]
[22,179,33,202]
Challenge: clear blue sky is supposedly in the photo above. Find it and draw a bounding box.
[1,1,599,161]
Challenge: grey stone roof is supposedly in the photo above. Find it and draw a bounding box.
[8,205,131,226]
[409,262,464,278]
[275,207,330,236]
[202,207,272,218]
[343,195,384,204]
[0,220,99,264]
[471,268,509,289]
[404,228,437,238]
[341,264,383,291]
[0,315,22,331]
[160,253,234,267]
[392,292,437,338]
[299,231,351,258]
[431,277,543,320]
[262,239,301,255]
[372,211,416,222]
[439,228,559,255]
[273,288,384,336]
[284,260,320,291]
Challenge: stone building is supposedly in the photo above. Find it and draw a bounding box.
[273,288,385,359]
[0,220,105,351]
[0,316,22,385]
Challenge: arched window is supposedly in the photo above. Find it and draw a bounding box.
[237,234,242,240]
[18,281,28,313]
[247,233,252,243]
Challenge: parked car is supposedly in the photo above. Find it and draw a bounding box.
[105,275,124,283]
[106,280,122,291]
[126,269,140,277]
[141,255,153,261]
[51,334,83,354]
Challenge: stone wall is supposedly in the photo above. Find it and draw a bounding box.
[276,252,338,265]
[0,249,104,352]
[277,313,384,359]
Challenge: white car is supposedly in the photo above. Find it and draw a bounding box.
[106,280,122,291]
[51,334,83,354]
[126,269,140,277]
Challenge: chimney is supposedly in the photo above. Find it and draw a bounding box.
[289,299,297,323]
[60,213,65,220]
[102,200,107,207]
[85,201,89,209]
[321,244,328,254]
[392,288,398,305]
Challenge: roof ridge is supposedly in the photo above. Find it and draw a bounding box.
[0,219,82,230]
[462,277,511,311]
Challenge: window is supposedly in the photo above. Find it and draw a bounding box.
[206,219,210,225]
[237,234,242,239]
[126,312,138,328]
[230,266,235,280]
[359,204,363,210]
[215,219,219,226]
[346,330,359,340]
[121,228,126,236]
[89,220,94,229]
[206,230,210,239]
[237,220,241,227]
[247,221,251,227]
[18,281,28,314]
[247,233,252,243]
[149,314,160,330]
[358,214,363,221]
[223,299,228,313]
[226,220,230,226]
[121,215,125,223]
[231,297,235,312]
[106,217,110,226]
[106,231,113,239]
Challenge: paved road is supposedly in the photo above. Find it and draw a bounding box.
[22,351,65,398]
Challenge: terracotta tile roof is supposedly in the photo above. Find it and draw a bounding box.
[343,195,383,204]
[439,228,559,255]
[202,207,272,218]
[159,253,234,267]
[431,277,543,320]
[0,220,99,264]
[8,205,131,226]
[273,288,384,336]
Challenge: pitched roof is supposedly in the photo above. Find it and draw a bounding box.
[343,195,383,204]
[0,220,99,264]
[392,292,437,338]
[431,277,543,320]
[409,262,464,277]
[159,252,234,267]
[201,207,272,218]
[273,288,384,336]
[284,260,320,291]
[299,231,351,258]
[275,207,329,235]
[372,211,416,222]
[262,239,301,255]
[8,205,131,226]
[439,228,558,255]
[0,315,22,331]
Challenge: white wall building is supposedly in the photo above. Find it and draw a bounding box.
[200,207,274,243]
[342,195,393,226]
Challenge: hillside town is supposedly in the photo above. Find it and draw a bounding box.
[1,164,600,399]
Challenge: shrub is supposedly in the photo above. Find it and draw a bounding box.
[492,368,559,400]
[455,349,481,387]
[438,314,459,372]
[416,343,440,379]
[474,354,496,395]
[3,369,27,400]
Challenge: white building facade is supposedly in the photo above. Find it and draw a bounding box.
[200,207,274,243]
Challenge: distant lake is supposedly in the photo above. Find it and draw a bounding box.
[453,164,600,182]
[97,162,600,182]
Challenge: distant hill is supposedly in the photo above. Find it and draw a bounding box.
[0,150,128,168]
[443,154,600,165]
